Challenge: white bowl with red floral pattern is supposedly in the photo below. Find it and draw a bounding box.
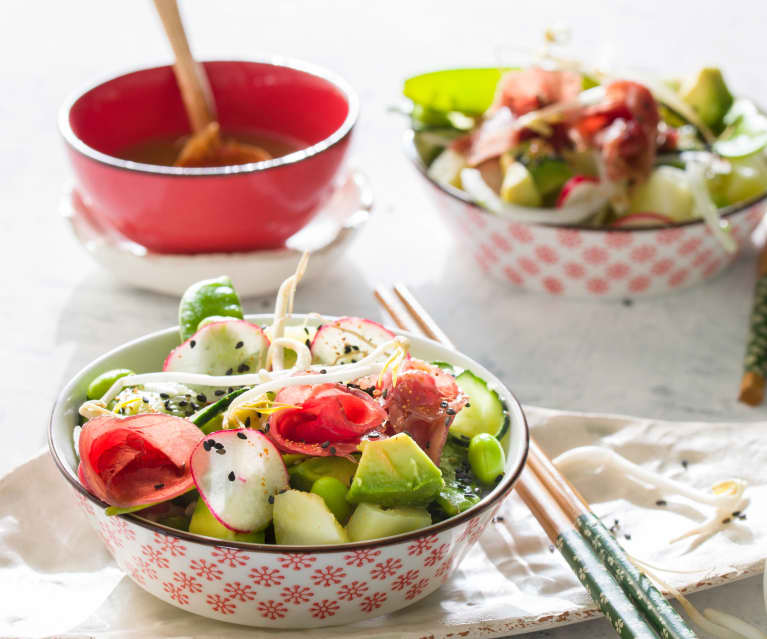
[48,315,529,628]
[405,132,767,298]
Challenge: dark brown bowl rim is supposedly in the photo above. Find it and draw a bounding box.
[48,319,530,554]
[58,57,359,178]
[403,129,767,232]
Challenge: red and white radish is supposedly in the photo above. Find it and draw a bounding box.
[610,212,676,228]
[190,429,289,533]
[556,176,600,208]
[164,320,269,376]
[310,317,395,365]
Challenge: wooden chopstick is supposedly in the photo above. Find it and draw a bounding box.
[527,440,696,639]
[373,285,667,639]
[738,243,767,405]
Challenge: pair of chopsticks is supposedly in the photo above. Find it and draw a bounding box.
[739,245,767,405]
[375,284,697,639]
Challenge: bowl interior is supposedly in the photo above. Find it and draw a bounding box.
[50,314,528,550]
[67,61,351,159]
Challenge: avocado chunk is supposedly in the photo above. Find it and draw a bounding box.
[528,158,573,202]
[273,489,349,545]
[346,503,432,541]
[188,499,265,543]
[500,161,542,206]
[289,456,358,491]
[346,433,444,507]
[628,166,694,222]
[680,68,734,133]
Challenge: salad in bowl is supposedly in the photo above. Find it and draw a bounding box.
[49,258,528,627]
[406,64,767,240]
[402,63,767,297]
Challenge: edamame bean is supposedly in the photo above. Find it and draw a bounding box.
[311,476,353,524]
[467,433,505,486]
[86,368,135,400]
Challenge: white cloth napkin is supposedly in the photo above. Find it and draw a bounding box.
[2,407,766,638]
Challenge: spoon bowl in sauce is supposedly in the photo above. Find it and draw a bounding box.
[59,59,358,254]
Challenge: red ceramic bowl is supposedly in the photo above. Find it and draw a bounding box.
[59,59,358,254]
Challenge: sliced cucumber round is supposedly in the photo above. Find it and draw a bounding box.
[449,370,507,444]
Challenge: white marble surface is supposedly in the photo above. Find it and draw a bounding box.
[1,0,766,635]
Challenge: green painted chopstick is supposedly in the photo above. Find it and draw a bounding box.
[516,470,661,638]
[739,247,767,405]
[528,440,697,639]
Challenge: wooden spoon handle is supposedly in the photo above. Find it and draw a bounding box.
[152,0,216,132]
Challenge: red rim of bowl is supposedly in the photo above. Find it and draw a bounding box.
[402,129,767,233]
[48,318,530,554]
[58,56,359,178]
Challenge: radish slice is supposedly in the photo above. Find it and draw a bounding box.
[190,429,289,533]
[556,176,600,207]
[460,168,611,225]
[311,317,395,365]
[164,320,269,376]
[610,212,676,227]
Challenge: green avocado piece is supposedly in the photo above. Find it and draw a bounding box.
[346,503,432,541]
[528,157,573,201]
[188,498,265,542]
[178,276,244,342]
[500,161,541,207]
[289,456,358,491]
[346,433,444,507]
[680,68,734,133]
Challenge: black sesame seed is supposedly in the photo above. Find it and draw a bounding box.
[154,483,165,490]
[237,363,250,373]
[722,517,731,524]
[214,442,224,450]
[228,471,235,481]
[329,447,336,455]
[203,440,213,451]
[352,345,360,351]
[185,393,192,398]
[237,432,247,439]
[446,408,456,415]
[495,516,505,522]
[191,403,198,411]
[681,460,689,469]
[344,345,352,354]
[368,432,380,439]
[624,533,632,540]
[197,394,207,403]
[305,339,311,348]
[445,416,452,426]
[440,400,448,408]
[465,402,471,408]
[214,390,225,396]
[548,544,555,553]
[160,393,170,399]
[738,513,747,520]
[190,340,196,348]
[142,396,149,403]
[228,387,234,394]
[235,341,244,349]
[320,369,327,374]
[225,368,233,376]
[732,510,741,517]
[215,448,226,455]
[320,441,330,448]
[244,416,251,428]
[178,400,188,407]
[164,400,171,411]
[655,500,667,507]
[304,327,309,334]
[495,474,503,484]
[268,495,275,504]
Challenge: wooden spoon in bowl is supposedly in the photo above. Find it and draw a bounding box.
[152,0,271,167]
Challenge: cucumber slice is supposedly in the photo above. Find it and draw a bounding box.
[190,387,249,430]
[449,370,506,443]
